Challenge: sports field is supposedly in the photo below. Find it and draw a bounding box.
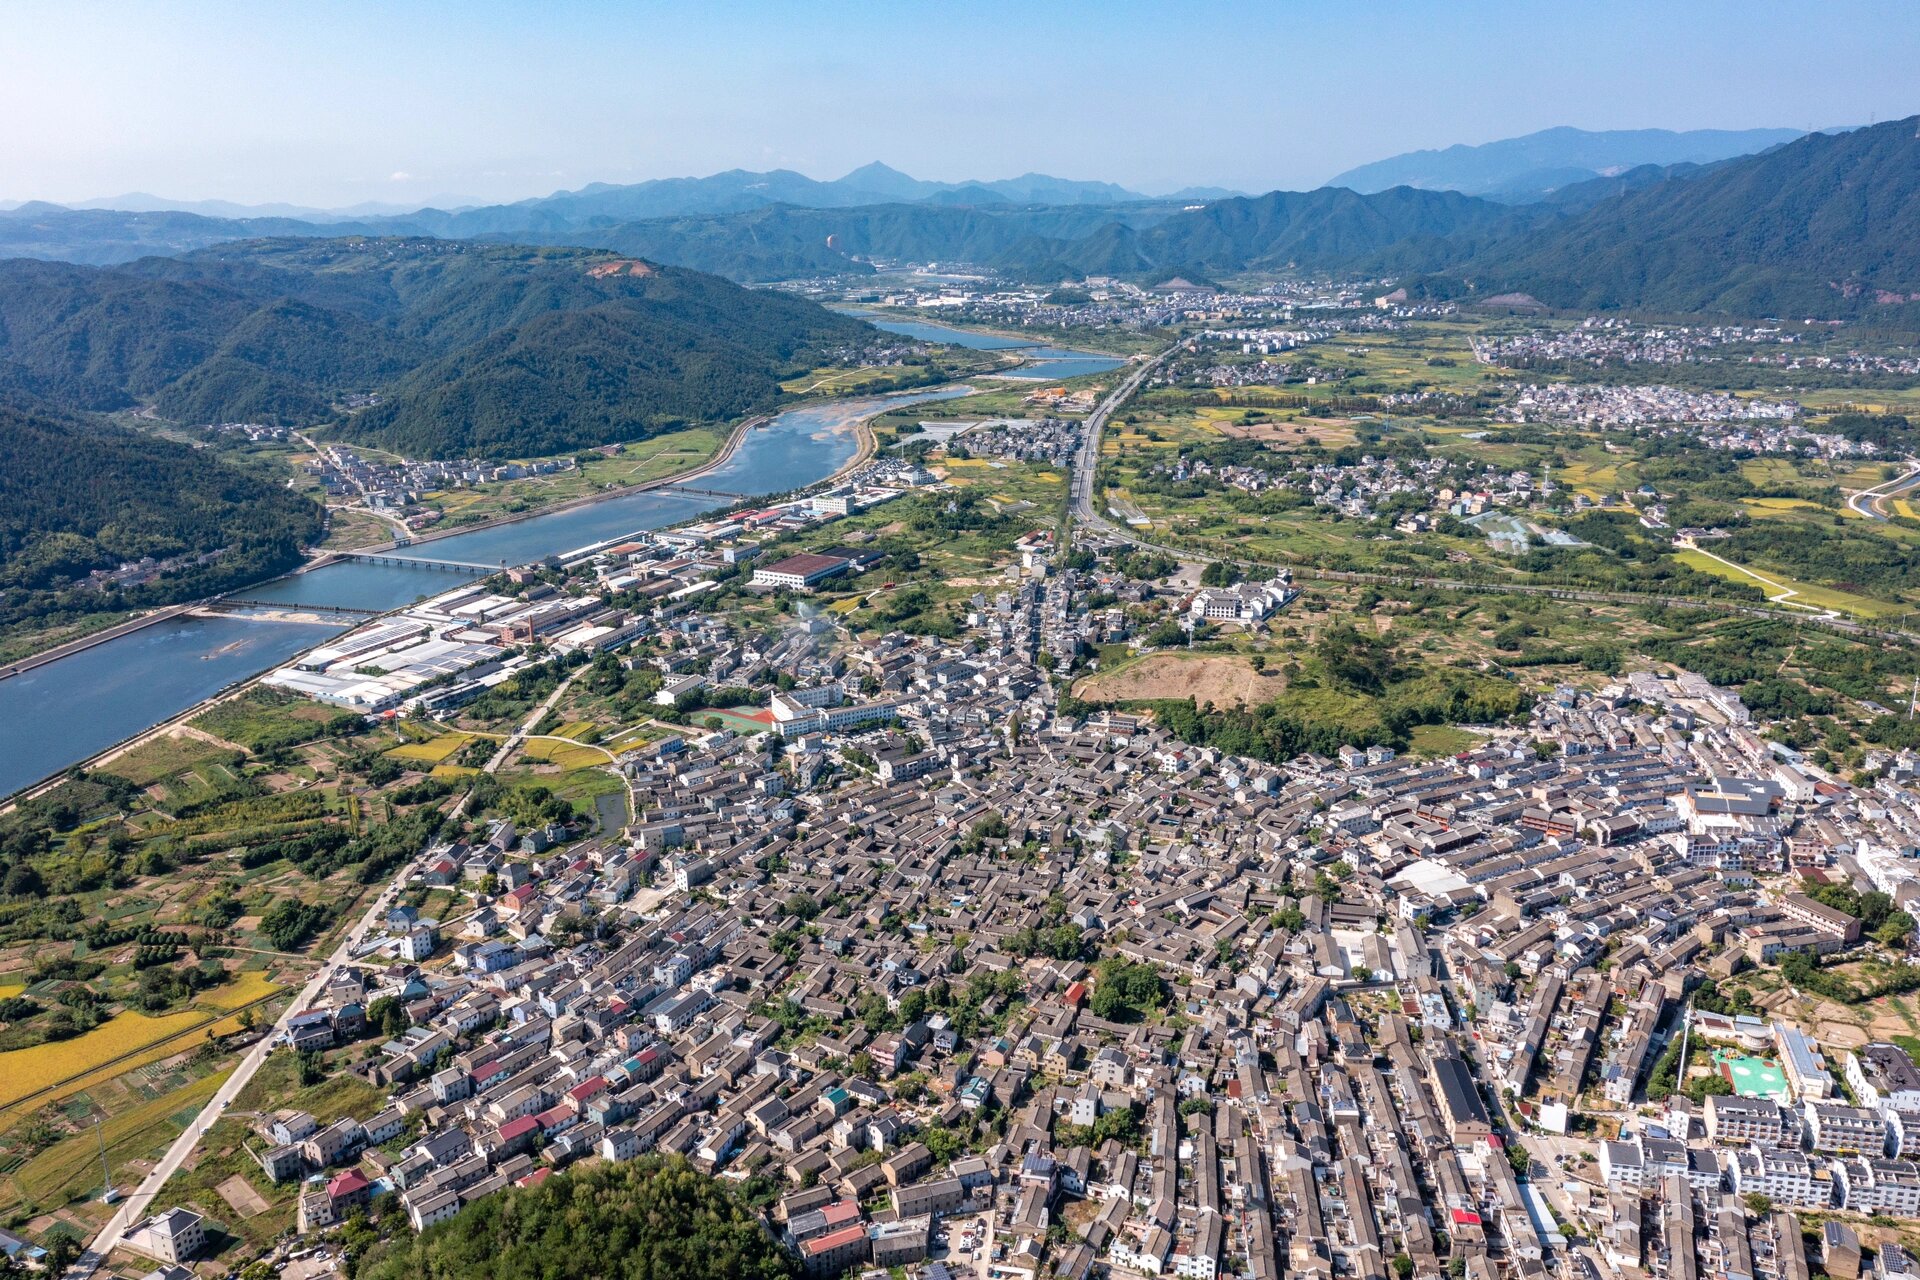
[1713,1048,1791,1101]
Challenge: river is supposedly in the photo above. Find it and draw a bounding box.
[856,314,1126,383]
[0,385,974,798]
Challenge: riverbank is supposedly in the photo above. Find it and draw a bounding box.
[0,412,769,677]
[0,607,194,682]
[847,306,1141,359]
[0,384,973,803]
[321,411,772,562]
[0,652,297,813]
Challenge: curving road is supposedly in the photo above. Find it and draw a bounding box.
[1847,462,1920,521]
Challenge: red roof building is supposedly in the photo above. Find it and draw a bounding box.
[328,1170,370,1198]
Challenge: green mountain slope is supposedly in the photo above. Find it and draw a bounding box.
[1448,118,1920,315]
[1032,186,1531,278]
[0,400,324,632]
[0,239,873,457]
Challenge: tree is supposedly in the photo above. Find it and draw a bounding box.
[1744,1191,1773,1216]
[40,1236,80,1277]
[1090,957,1168,1023]
[923,1124,966,1164]
[1393,1255,1415,1279]
[353,1156,799,1280]
[367,995,408,1039]
[1685,1072,1733,1104]
[295,1048,327,1087]
[1875,911,1917,950]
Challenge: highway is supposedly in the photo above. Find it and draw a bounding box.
[1067,341,1188,530]
[1066,340,1920,647]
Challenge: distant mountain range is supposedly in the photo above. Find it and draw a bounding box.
[6,163,1173,228]
[1326,125,1812,202]
[2,120,1915,319]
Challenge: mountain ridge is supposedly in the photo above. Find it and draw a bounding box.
[1327,124,1810,201]
[0,238,874,458]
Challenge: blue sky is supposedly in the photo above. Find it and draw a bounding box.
[3,0,1916,207]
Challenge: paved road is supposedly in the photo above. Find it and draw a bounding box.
[73,672,583,1275]
[1847,462,1920,520]
[1067,343,1186,532]
[75,875,407,1276]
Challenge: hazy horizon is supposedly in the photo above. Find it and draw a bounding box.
[4,0,1917,209]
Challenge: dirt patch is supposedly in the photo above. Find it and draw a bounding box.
[586,259,656,278]
[1818,1020,1871,1050]
[218,1174,270,1218]
[1214,416,1356,448]
[1074,653,1286,708]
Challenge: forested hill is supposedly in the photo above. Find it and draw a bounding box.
[0,238,873,457]
[1006,185,1534,280]
[1420,116,1920,316]
[0,400,324,633]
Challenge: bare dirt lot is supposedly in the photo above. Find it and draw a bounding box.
[218,1173,270,1217]
[1074,653,1286,708]
[1211,415,1357,448]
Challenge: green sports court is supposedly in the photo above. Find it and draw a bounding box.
[1712,1047,1791,1102]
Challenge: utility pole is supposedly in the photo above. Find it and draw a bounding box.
[96,1117,116,1204]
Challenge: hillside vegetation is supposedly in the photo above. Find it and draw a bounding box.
[353,1157,797,1280]
[0,238,872,457]
[1411,117,1920,316]
[0,401,323,634]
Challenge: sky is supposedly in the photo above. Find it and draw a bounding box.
[4,0,1917,210]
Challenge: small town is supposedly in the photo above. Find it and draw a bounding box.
[42,426,1910,1280]
[5,16,1920,1280]
[98,598,1920,1280]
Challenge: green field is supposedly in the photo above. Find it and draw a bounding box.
[1673,549,1901,618]
[1407,724,1481,758]
[0,1069,230,1216]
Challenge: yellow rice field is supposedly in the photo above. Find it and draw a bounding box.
[4,1069,231,1211]
[198,971,281,1011]
[384,732,475,764]
[0,1010,210,1110]
[519,738,611,770]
